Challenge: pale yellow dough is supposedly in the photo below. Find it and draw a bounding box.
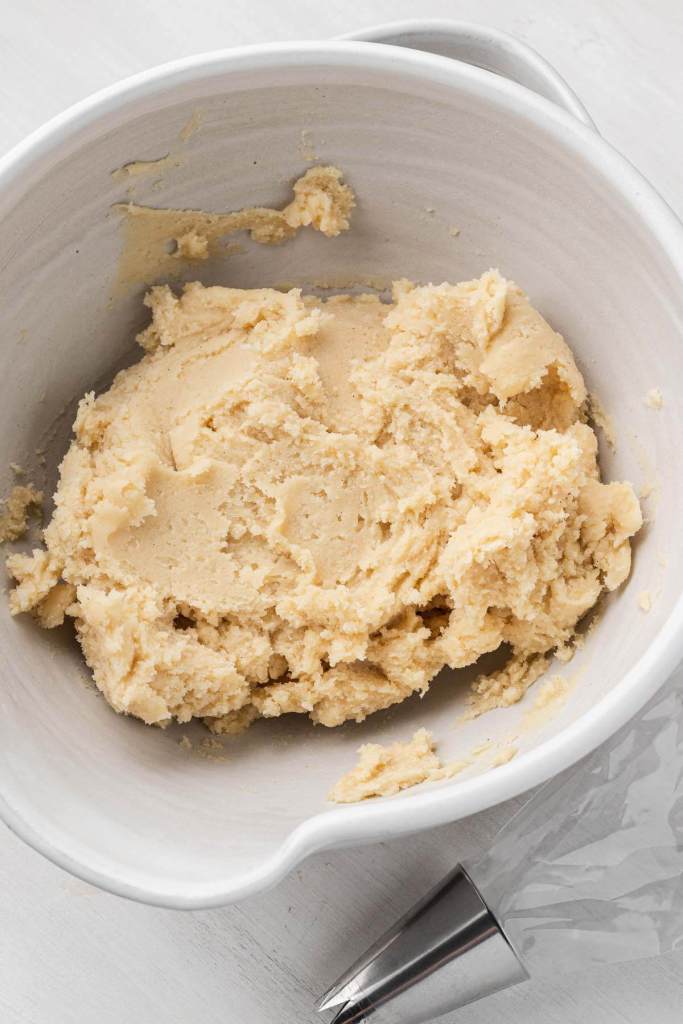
[329,729,464,803]
[7,270,642,733]
[115,164,355,286]
[0,484,42,543]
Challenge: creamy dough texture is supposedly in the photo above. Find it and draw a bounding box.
[115,164,355,286]
[329,729,465,803]
[7,269,642,733]
[0,484,42,543]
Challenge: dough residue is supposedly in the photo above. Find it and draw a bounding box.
[111,155,178,183]
[178,109,203,143]
[644,387,663,410]
[587,392,616,452]
[111,109,203,192]
[0,484,43,543]
[7,270,642,734]
[115,165,355,286]
[491,744,518,767]
[299,129,318,162]
[639,590,652,612]
[329,728,465,802]
[198,736,227,761]
[521,673,571,731]
[466,653,550,720]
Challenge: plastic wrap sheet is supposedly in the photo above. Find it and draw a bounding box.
[469,665,683,974]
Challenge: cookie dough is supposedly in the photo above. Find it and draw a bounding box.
[329,729,465,803]
[0,484,42,543]
[644,388,663,410]
[7,270,642,731]
[115,164,355,286]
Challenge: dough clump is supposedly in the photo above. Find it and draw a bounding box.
[116,165,355,285]
[329,728,464,803]
[7,271,641,730]
[0,484,42,543]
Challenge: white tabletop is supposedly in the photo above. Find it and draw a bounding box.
[2,2,683,1022]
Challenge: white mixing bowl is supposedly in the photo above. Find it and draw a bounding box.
[1,22,682,908]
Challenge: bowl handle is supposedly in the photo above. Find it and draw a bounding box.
[340,20,596,132]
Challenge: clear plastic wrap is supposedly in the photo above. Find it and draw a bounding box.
[469,664,683,974]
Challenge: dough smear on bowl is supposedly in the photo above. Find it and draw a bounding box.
[115,164,355,286]
[7,270,642,732]
[328,728,467,803]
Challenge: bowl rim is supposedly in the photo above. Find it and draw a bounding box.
[1,38,683,908]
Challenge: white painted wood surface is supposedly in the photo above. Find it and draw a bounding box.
[1,2,683,1021]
